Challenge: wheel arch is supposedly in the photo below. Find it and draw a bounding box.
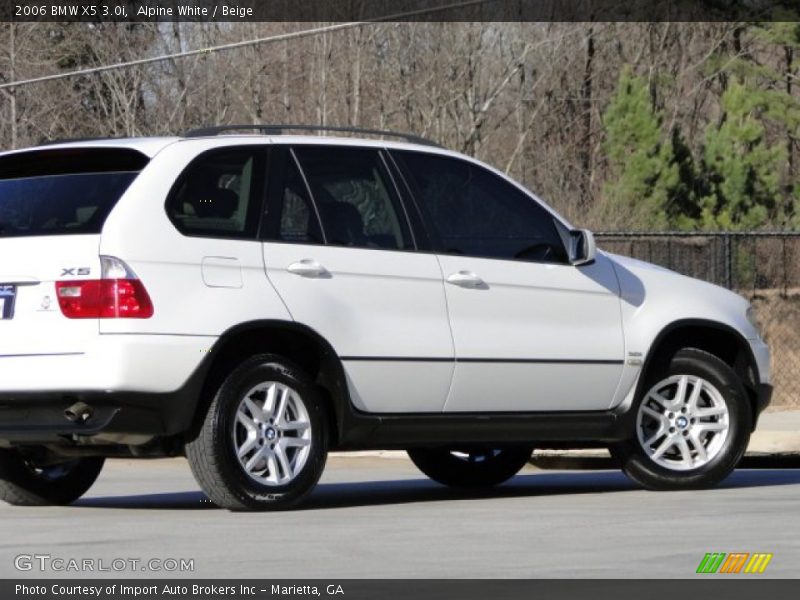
[637,319,761,429]
[188,320,350,447]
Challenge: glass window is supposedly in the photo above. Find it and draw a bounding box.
[166,148,262,238]
[294,147,411,250]
[0,148,147,238]
[273,156,324,245]
[393,150,567,263]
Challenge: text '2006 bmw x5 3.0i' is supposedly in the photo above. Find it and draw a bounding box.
[0,125,771,511]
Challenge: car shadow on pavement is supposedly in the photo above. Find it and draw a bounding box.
[73,468,800,511]
[75,491,216,510]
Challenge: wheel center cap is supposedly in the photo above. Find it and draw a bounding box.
[676,416,689,429]
[263,427,277,440]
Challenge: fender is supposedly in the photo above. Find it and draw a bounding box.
[620,318,763,429]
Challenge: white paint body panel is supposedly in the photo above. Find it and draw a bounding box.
[446,363,625,412]
[263,243,455,412]
[342,361,454,413]
[0,235,101,358]
[607,253,770,397]
[0,334,215,393]
[98,138,292,340]
[438,253,626,411]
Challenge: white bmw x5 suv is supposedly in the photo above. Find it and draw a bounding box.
[0,125,771,510]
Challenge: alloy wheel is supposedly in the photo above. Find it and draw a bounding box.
[636,374,730,471]
[232,381,312,486]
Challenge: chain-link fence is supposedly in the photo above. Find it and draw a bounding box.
[595,232,800,409]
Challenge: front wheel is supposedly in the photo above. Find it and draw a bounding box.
[614,348,752,491]
[186,354,328,511]
[0,450,104,506]
[408,446,532,488]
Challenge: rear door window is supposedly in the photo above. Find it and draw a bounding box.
[269,152,325,245]
[0,148,148,238]
[292,146,413,251]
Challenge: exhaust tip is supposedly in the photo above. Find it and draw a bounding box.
[64,402,93,424]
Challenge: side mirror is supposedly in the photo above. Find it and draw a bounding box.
[569,229,596,266]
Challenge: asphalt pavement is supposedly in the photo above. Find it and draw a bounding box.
[1,455,798,579]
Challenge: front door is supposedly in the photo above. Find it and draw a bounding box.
[391,149,625,412]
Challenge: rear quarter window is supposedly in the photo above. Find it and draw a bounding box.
[165,146,265,240]
[0,148,148,238]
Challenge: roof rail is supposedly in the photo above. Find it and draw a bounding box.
[38,136,118,146]
[182,124,441,147]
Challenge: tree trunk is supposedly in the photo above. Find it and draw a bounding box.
[580,26,595,207]
[8,24,17,149]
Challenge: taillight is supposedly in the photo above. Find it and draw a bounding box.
[56,257,153,319]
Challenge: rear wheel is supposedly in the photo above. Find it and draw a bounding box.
[407,446,532,488]
[186,354,328,511]
[614,348,751,490]
[0,450,104,506]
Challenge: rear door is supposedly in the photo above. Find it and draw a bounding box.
[0,148,147,356]
[261,145,454,413]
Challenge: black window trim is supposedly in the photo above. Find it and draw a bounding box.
[388,148,570,266]
[165,145,269,242]
[383,149,436,253]
[255,145,277,241]
[290,147,328,245]
[376,149,417,251]
[0,147,149,179]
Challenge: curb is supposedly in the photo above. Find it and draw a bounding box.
[329,443,800,470]
[329,450,408,459]
[528,452,800,470]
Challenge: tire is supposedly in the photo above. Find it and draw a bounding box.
[0,450,104,506]
[614,348,752,491]
[186,354,328,511]
[407,446,532,488]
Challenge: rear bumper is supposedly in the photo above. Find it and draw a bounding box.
[0,334,215,443]
[0,334,216,393]
[0,391,192,443]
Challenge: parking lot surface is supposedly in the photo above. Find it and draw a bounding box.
[1,456,798,578]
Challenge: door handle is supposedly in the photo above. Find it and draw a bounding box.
[446,271,485,288]
[286,259,329,278]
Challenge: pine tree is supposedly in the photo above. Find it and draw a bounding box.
[700,81,786,230]
[666,126,705,230]
[701,21,800,229]
[601,66,679,230]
